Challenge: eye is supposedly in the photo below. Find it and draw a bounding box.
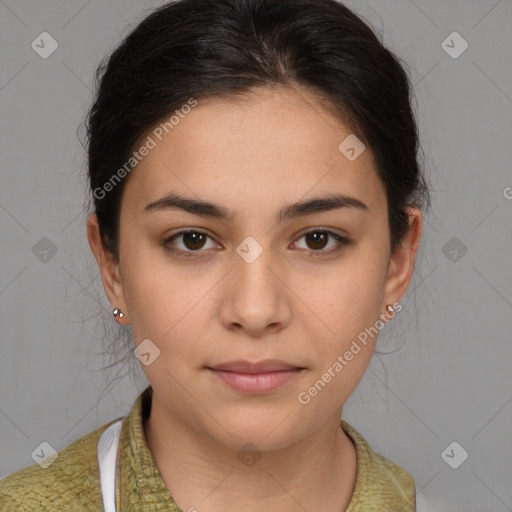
[293,228,351,257]
[162,227,351,259]
[162,229,220,258]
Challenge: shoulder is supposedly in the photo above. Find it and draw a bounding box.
[341,420,416,511]
[0,419,118,511]
[367,447,416,501]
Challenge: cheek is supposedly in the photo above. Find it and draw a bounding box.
[127,276,210,391]
[122,244,216,371]
[299,247,387,390]
[309,253,386,338]
[295,278,384,412]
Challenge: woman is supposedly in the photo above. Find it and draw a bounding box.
[0,0,429,510]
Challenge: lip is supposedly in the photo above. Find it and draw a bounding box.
[207,359,305,394]
[209,359,302,373]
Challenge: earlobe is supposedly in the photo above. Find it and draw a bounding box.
[381,207,423,311]
[86,213,129,323]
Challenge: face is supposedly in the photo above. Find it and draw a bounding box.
[88,86,421,450]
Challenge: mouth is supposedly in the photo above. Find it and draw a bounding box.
[206,359,305,394]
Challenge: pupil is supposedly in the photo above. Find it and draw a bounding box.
[307,232,327,250]
[184,232,205,250]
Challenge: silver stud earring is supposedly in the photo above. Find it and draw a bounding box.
[386,305,395,314]
[113,308,124,319]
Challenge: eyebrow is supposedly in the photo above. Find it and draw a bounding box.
[143,192,369,222]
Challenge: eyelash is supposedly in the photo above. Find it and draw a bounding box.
[162,228,351,259]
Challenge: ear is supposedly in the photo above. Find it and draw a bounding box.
[381,206,423,313]
[86,213,129,324]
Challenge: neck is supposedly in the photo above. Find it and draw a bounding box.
[143,391,357,512]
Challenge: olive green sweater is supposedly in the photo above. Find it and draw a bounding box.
[0,386,416,510]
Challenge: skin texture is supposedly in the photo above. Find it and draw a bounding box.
[87,85,422,511]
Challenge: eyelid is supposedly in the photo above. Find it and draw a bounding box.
[295,225,348,239]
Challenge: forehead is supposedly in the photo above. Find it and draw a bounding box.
[121,86,385,219]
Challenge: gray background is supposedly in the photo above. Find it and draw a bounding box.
[1,1,511,510]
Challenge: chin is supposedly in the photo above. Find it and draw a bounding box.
[199,408,305,452]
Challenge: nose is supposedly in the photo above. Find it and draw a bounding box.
[218,243,291,337]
